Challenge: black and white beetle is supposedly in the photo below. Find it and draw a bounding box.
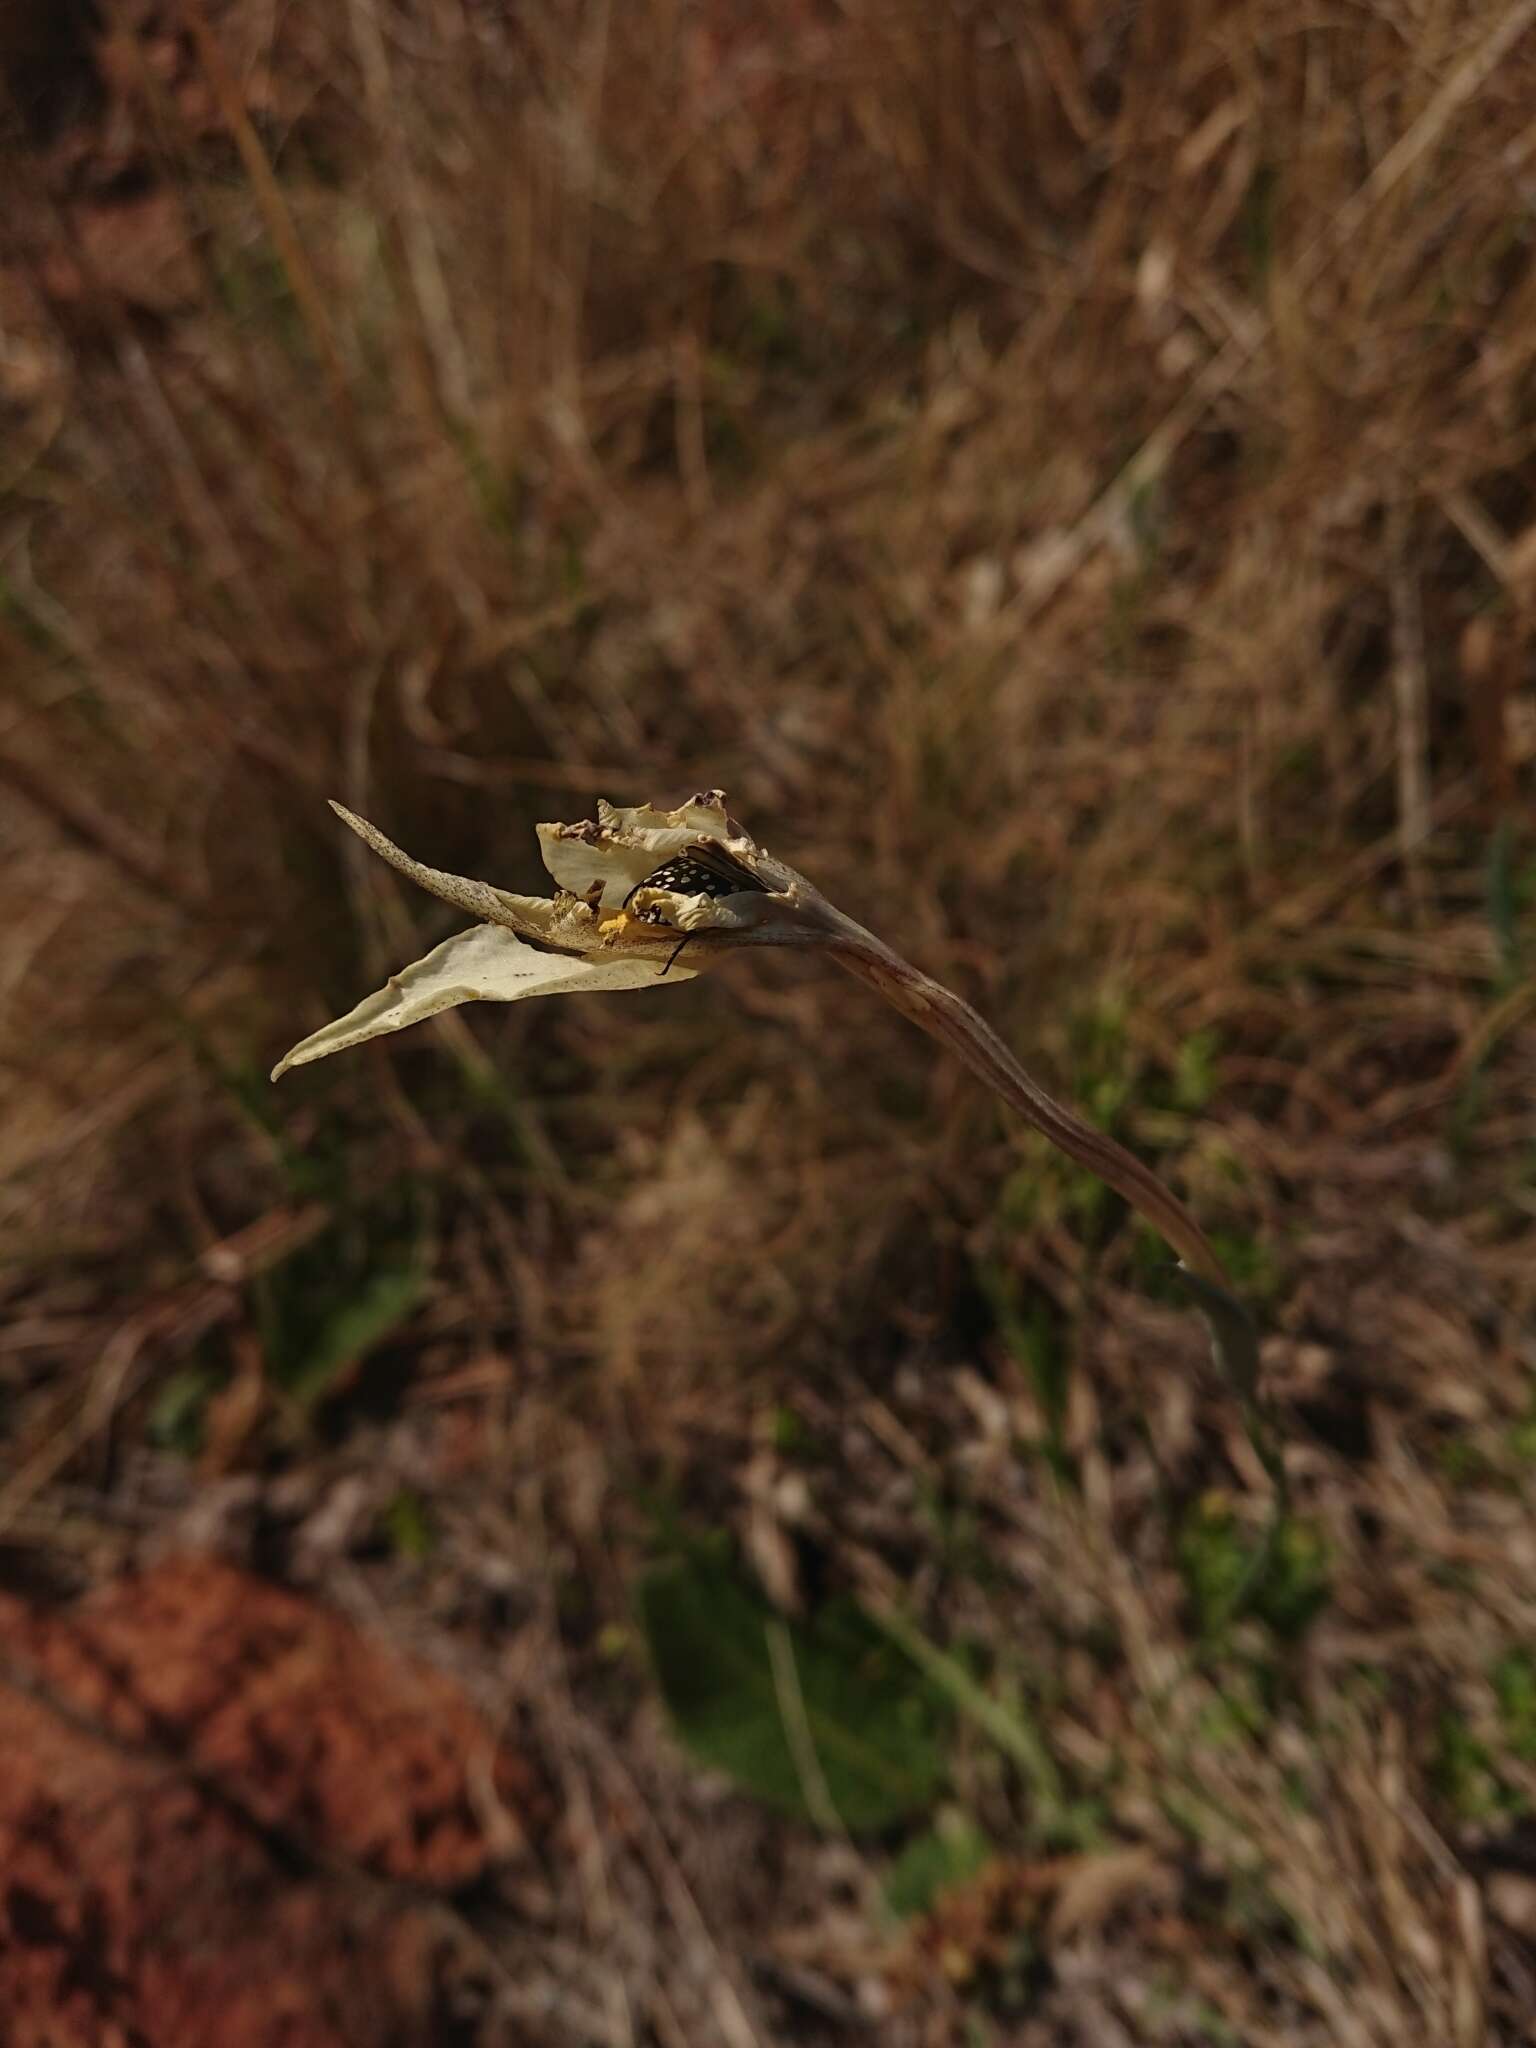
[624,842,771,973]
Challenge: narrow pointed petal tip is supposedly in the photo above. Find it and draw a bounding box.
[272,920,697,1080]
[323,801,568,938]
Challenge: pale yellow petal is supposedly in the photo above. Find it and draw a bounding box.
[537,791,748,908]
[272,922,694,1079]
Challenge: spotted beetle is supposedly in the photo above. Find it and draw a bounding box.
[624,842,769,972]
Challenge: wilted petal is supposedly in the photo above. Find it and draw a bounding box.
[538,790,751,908]
[272,921,695,1079]
[329,801,560,943]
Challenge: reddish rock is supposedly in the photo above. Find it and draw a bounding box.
[6,1554,542,1884]
[0,1680,472,2048]
[0,1558,547,2045]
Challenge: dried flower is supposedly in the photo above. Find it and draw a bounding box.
[274,792,1242,1308]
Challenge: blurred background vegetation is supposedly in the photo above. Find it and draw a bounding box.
[3,1,1536,2041]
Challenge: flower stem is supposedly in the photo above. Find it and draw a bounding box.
[822,928,1266,1431]
[828,935,1227,1283]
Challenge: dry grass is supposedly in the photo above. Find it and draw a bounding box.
[4,0,1536,2040]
